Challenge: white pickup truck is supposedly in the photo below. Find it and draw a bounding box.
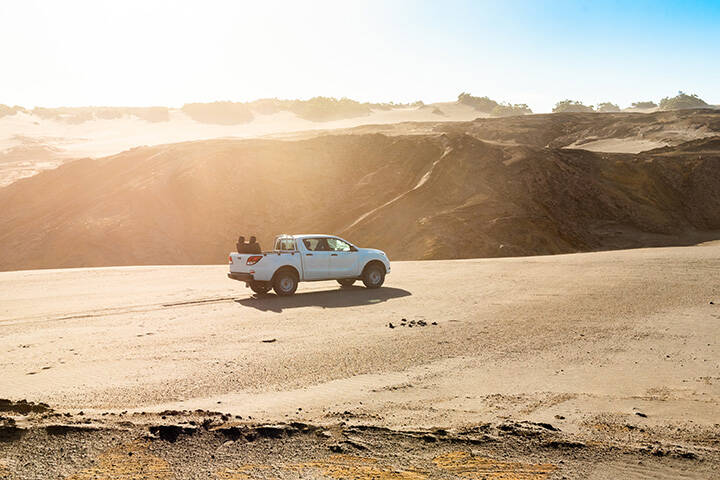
[228,234,391,296]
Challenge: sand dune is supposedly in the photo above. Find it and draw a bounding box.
[276,109,720,153]
[562,137,666,153]
[3,107,716,188]
[1,245,718,477]
[0,103,482,186]
[1,111,720,271]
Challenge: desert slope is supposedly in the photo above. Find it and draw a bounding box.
[344,134,720,259]
[2,107,718,188]
[328,108,720,151]
[1,128,720,270]
[0,103,482,186]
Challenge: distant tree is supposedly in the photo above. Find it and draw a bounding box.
[631,101,657,109]
[552,100,594,113]
[364,101,390,111]
[289,96,371,121]
[95,108,125,120]
[248,97,421,119]
[31,107,93,124]
[491,103,533,117]
[457,92,499,113]
[0,104,26,118]
[595,102,620,113]
[658,92,708,110]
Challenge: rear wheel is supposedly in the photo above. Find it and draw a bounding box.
[337,279,356,287]
[362,264,385,289]
[249,281,271,295]
[273,269,298,296]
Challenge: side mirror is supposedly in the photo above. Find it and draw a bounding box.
[350,246,358,252]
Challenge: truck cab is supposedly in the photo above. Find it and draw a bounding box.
[228,234,391,296]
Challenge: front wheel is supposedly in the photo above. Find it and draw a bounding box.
[249,281,271,295]
[273,270,298,296]
[362,264,385,289]
[337,279,356,287]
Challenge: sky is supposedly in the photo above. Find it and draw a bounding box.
[1,0,718,113]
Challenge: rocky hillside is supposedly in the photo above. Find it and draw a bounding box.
[1,115,720,270]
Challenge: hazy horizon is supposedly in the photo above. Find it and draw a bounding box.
[1,92,714,113]
[2,0,719,113]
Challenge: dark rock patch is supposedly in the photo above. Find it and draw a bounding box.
[0,399,51,415]
[148,425,198,442]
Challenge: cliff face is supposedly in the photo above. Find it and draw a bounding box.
[1,119,720,271]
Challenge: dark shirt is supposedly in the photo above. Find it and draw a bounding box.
[247,242,261,254]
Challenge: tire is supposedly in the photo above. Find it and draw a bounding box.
[273,269,298,296]
[362,263,385,289]
[249,281,271,295]
[337,279,356,287]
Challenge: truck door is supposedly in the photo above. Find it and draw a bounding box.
[300,237,331,280]
[327,237,358,277]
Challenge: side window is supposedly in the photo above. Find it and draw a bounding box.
[304,238,330,251]
[303,238,320,251]
[279,239,295,251]
[327,238,351,252]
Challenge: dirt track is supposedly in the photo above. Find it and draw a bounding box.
[1,244,719,478]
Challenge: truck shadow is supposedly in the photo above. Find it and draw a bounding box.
[234,286,411,312]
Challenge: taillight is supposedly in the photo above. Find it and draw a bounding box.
[246,256,262,265]
[228,255,233,264]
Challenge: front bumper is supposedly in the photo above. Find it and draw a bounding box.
[228,272,253,282]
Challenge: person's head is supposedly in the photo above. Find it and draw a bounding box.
[250,236,257,243]
[238,235,245,243]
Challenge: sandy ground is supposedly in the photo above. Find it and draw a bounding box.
[1,244,719,478]
[2,244,718,425]
[562,137,667,153]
